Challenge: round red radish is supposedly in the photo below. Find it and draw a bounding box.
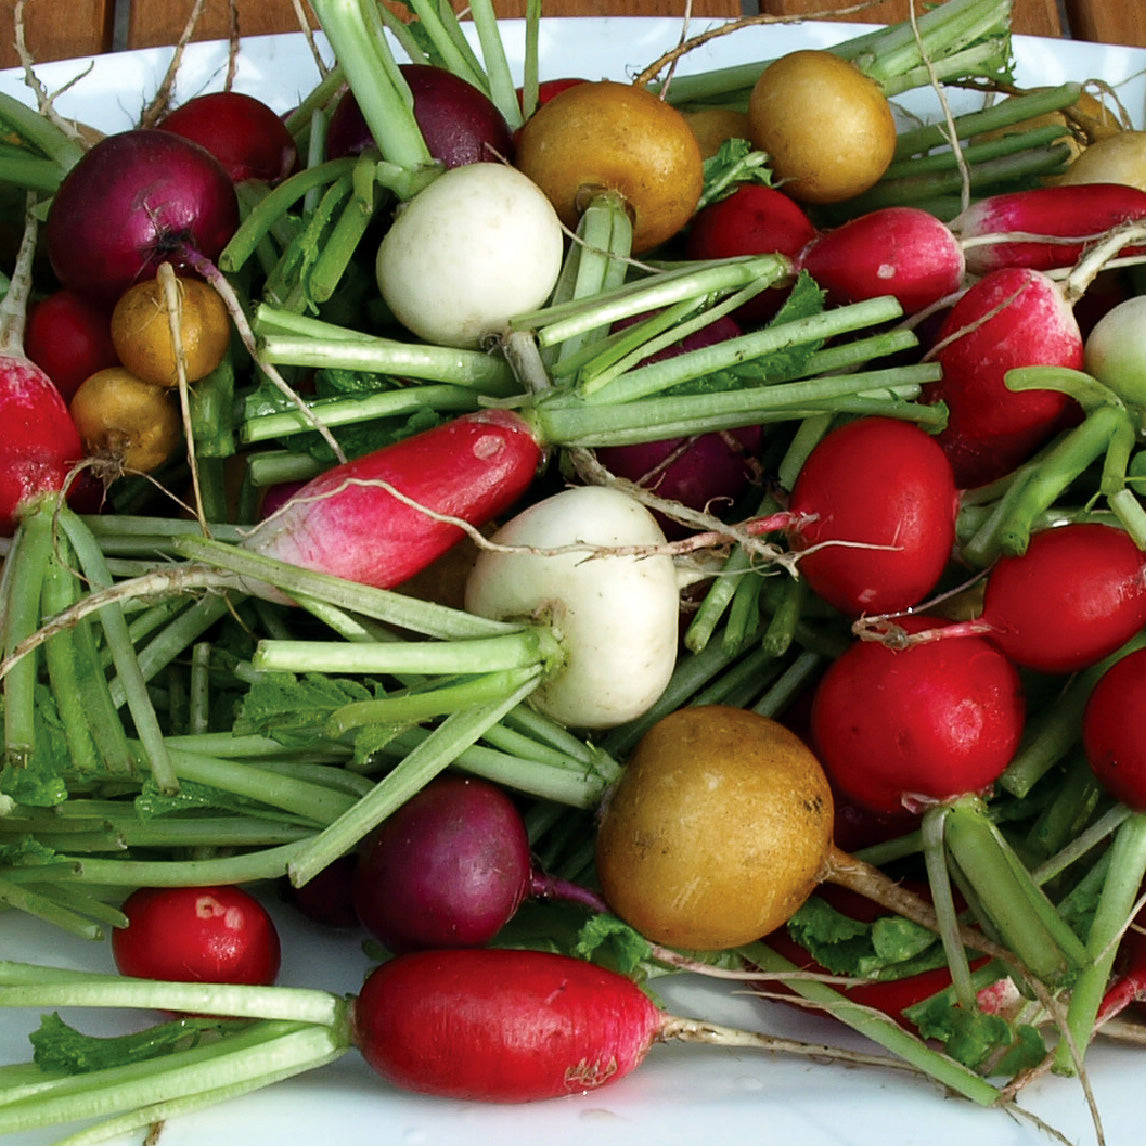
[24,290,119,402]
[810,615,1026,815]
[244,408,542,591]
[684,184,814,323]
[157,91,299,184]
[112,885,282,987]
[1083,647,1146,811]
[352,775,532,953]
[925,266,1083,489]
[797,206,965,314]
[45,129,240,304]
[352,948,661,1102]
[782,416,960,617]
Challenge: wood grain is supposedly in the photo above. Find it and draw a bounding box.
[0,0,114,69]
[1064,0,1146,48]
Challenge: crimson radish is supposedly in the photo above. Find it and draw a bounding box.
[23,290,119,402]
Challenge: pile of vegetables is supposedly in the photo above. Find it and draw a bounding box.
[4,0,1146,1140]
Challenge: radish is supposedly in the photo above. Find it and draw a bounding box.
[45,129,240,304]
[375,162,564,349]
[924,266,1083,488]
[1084,294,1146,407]
[112,885,282,988]
[954,183,1146,275]
[23,290,119,402]
[463,484,682,729]
[242,408,542,592]
[797,206,966,314]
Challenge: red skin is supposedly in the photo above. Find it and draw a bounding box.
[684,184,815,322]
[244,408,542,590]
[24,290,119,401]
[783,416,960,617]
[112,885,282,987]
[979,523,1146,675]
[1084,647,1146,810]
[958,183,1146,276]
[158,91,299,184]
[353,948,661,1102]
[0,356,86,535]
[926,267,1083,489]
[810,616,1026,816]
[797,206,966,314]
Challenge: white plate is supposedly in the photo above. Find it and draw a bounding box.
[3,15,1146,1146]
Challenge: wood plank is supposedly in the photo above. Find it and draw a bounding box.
[1064,0,1146,48]
[0,0,114,69]
[756,0,1062,40]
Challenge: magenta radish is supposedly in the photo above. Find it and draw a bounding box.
[924,266,1083,488]
[754,416,960,617]
[954,183,1146,275]
[243,408,542,591]
[23,290,119,402]
[797,206,965,314]
[112,885,282,988]
[157,91,299,185]
[45,129,240,304]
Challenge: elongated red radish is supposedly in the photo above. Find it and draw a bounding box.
[810,616,1025,816]
[954,183,1146,275]
[925,266,1083,488]
[756,416,960,617]
[244,408,542,590]
[797,206,965,314]
[464,485,681,729]
[45,129,240,304]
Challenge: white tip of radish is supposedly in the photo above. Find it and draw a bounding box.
[376,163,564,349]
[464,486,680,730]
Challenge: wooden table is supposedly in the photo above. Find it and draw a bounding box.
[2,0,1144,78]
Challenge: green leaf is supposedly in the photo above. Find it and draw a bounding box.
[905,993,1046,1074]
[234,672,375,749]
[0,687,70,807]
[697,138,771,210]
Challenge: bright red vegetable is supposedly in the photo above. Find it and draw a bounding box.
[244,408,542,590]
[352,948,662,1102]
[112,885,282,987]
[24,290,119,402]
[1083,646,1146,810]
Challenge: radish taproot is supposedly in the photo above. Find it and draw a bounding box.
[375,162,564,349]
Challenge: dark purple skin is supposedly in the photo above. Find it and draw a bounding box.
[594,315,765,536]
[353,775,532,954]
[46,129,240,304]
[326,64,515,167]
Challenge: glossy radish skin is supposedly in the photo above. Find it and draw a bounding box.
[0,356,86,535]
[1083,648,1146,810]
[979,523,1146,675]
[926,267,1083,489]
[956,183,1146,275]
[45,129,240,304]
[810,616,1026,815]
[782,416,960,617]
[352,775,532,953]
[112,885,282,987]
[244,408,542,590]
[353,948,662,1102]
[158,91,299,184]
[798,206,965,314]
[24,290,119,402]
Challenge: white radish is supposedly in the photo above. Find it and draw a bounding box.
[1084,294,1146,407]
[464,485,681,730]
[376,163,564,349]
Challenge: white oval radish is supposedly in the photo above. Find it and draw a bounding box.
[1084,294,1146,407]
[376,163,564,349]
[463,485,680,730]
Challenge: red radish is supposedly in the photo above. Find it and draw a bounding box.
[24,290,119,402]
[158,91,299,185]
[924,266,1083,488]
[797,206,966,314]
[684,184,815,322]
[1083,647,1146,810]
[352,775,532,953]
[810,615,1026,816]
[45,129,240,304]
[517,77,587,113]
[352,948,661,1102]
[955,183,1146,275]
[1097,905,1146,1024]
[757,416,960,617]
[327,64,514,167]
[112,885,282,987]
[243,408,542,590]
[286,854,360,929]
